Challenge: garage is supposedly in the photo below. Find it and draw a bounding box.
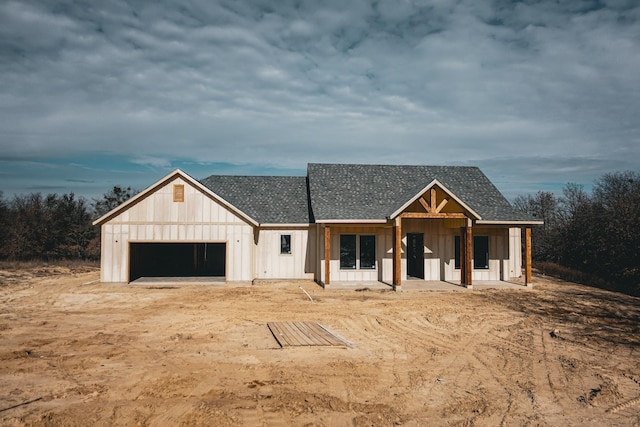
[129,243,226,282]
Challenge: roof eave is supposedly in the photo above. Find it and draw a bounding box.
[259,223,311,227]
[475,220,545,226]
[315,219,388,224]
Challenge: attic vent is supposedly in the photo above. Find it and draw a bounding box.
[173,184,184,202]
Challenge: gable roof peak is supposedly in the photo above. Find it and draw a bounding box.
[93,168,259,227]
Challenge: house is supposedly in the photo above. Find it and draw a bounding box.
[93,163,542,289]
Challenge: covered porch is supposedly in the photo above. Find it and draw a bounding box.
[319,182,535,291]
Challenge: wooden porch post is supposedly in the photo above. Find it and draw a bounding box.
[394,218,402,291]
[460,226,466,286]
[324,226,331,286]
[525,227,532,287]
[465,219,473,288]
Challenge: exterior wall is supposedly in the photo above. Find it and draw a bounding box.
[318,225,393,284]
[508,227,522,279]
[256,227,316,279]
[402,219,453,281]
[317,221,518,284]
[443,226,510,282]
[100,176,254,283]
[100,173,524,285]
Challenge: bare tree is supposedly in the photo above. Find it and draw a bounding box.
[93,186,138,219]
[514,172,640,295]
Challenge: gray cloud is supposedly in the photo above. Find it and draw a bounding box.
[0,0,638,198]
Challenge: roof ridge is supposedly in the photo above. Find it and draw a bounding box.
[201,174,304,179]
[308,162,479,168]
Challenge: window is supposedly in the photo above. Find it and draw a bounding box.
[340,234,376,270]
[359,235,376,269]
[454,235,489,270]
[280,234,291,254]
[340,235,356,269]
[173,184,184,202]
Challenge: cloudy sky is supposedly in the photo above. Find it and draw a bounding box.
[1,0,639,202]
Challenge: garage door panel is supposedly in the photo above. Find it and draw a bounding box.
[129,243,226,282]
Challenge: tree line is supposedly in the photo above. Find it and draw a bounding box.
[514,171,640,295]
[0,186,137,261]
[1,173,638,295]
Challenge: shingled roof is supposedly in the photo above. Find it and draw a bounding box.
[200,164,537,225]
[200,175,310,224]
[307,163,536,223]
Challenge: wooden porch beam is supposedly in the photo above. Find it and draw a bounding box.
[430,188,437,212]
[399,212,466,219]
[525,227,532,287]
[435,197,448,213]
[394,218,402,290]
[419,197,431,213]
[324,226,330,285]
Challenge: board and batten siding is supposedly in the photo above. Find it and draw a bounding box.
[319,226,393,284]
[256,228,316,279]
[402,219,453,281]
[316,221,522,284]
[100,176,254,283]
[442,226,516,282]
[508,227,522,279]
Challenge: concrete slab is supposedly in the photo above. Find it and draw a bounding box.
[401,280,467,291]
[400,279,529,291]
[324,281,393,291]
[130,277,226,286]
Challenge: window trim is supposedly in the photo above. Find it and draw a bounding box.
[454,235,490,270]
[280,234,292,255]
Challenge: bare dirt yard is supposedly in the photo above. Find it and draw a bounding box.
[1,265,639,426]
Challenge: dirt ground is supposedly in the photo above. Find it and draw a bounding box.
[1,265,639,426]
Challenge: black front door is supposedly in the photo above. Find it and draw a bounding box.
[407,233,424,279]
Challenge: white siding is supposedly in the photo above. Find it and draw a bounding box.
[403,219,453,281]
[316,222,515,284]
[99,172,522,285]
[256,228,315,279]
[324,226,392,283]
[442,226,510,282]
[508,227,522,279]
[100,176,254,283]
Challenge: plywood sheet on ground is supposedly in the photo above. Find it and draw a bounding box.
[267,321,348,348]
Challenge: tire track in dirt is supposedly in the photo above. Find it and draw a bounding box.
[388,316,460,352]
[486,327,535,356]
[606,395,640,414]
[332,313,466,415]
[351,314,459,354]
[532,328,567,422]
[423,311,534,420]
[410,316,501,421]
[472,350,523,426]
